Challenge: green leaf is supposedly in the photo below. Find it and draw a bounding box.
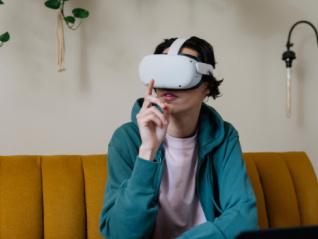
[0,32,10,42]
[44,0,61,10]
[72,8,89,19]
[0,1,4,5]
[64,16,75,24]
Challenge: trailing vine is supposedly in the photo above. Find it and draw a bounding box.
[44,0,89,30]
[0,0,10,47]
[44,0,89,71]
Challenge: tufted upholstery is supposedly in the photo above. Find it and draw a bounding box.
[0,155,107,239]
[0,152,317,238]
[243,152,318,229]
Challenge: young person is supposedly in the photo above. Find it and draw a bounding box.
[99,36,258,239]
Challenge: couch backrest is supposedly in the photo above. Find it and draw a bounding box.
[0,155,107,239]
[243,152,318,229]
[1,152,317,238]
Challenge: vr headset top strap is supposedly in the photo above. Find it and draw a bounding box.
[167,38,187,55]
[167,38,214,75]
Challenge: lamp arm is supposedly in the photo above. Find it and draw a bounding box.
[286,20,318,50]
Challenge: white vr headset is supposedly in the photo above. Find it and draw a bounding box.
[139,38,214,89]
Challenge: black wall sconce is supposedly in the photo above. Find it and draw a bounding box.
[282,20,318,118]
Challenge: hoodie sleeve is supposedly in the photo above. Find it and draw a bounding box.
[176,130,258,239]
[99,127,161,239]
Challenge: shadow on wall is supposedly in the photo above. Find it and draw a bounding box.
[294,34,318,125]
[229,0,301,39]
[67,0,101,92]
[8,2,56,86]
[79,24,89,92]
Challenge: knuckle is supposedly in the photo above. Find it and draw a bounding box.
[136,113,143,120]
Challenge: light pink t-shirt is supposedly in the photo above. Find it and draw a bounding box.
[152,132,207,239]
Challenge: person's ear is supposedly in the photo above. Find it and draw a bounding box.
[203,83,210,96]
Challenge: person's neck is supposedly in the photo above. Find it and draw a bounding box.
[167,109,200,138]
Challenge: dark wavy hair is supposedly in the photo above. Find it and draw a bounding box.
[154,36,223,99]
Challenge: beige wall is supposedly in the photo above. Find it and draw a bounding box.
[1,0,318,176]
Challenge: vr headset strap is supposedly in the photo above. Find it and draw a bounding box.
[197,62,214,75]
[168,38,214,74]
[167,38,187,55]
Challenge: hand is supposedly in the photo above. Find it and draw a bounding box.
[137,79,170,161]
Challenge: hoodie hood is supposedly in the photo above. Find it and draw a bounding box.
[131,98,226,158]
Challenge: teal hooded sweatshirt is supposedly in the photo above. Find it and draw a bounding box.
[99,98,258,239]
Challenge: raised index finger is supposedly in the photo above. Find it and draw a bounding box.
[145,79,155,96]
[141,79,155,109]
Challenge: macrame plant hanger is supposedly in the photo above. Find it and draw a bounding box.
[57,9,66,72]
[45,0,89,72]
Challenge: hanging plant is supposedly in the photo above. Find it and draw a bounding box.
[0,32,10,47]
[44,0,89,72]
[0,0,10,48]
[45,0,89,30]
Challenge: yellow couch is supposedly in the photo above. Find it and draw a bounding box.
[0,152,317,238]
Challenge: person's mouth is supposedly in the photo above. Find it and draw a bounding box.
[161,91,178,100]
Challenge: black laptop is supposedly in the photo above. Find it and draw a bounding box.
[236,225,318,239]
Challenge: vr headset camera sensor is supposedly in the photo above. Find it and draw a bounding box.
[139,38,214,90]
